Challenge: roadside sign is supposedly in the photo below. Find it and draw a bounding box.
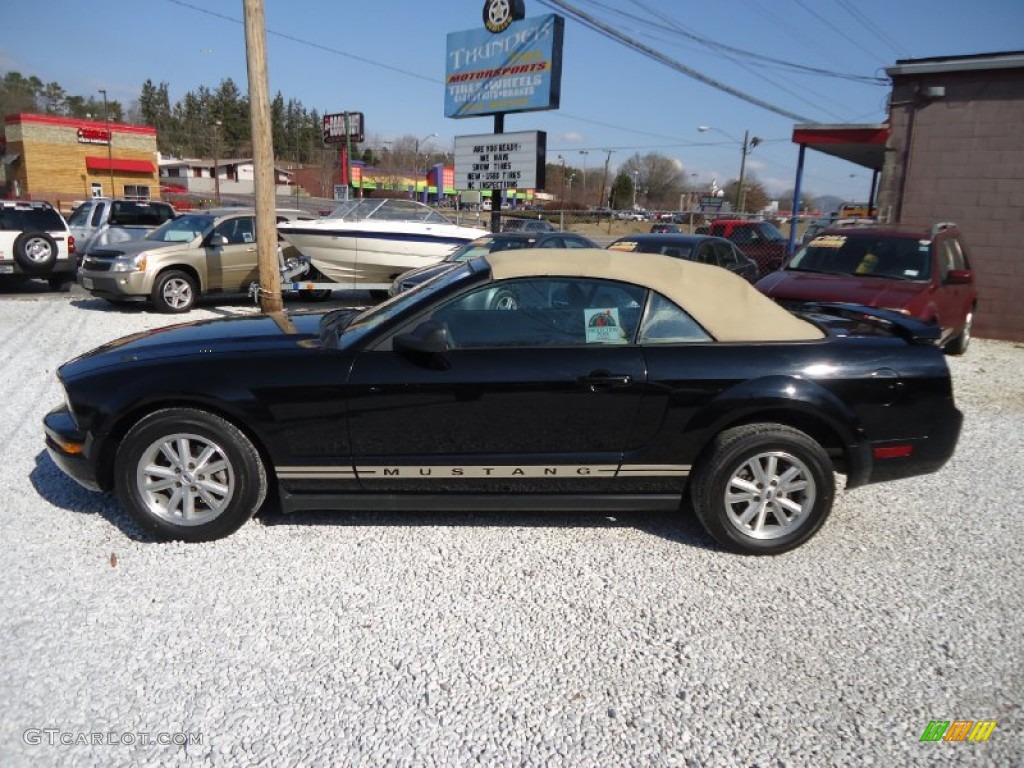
[323,112,364,144]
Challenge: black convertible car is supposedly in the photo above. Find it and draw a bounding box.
[44,249,963,554]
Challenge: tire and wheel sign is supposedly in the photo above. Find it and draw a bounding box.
[483,0,526,33]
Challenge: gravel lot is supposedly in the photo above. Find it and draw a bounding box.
[1,293,1021,766]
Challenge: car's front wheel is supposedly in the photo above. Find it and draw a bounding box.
[944,309,973,356]
[151,270,196,313]
[690,423,835,555]
[114,408,268,542]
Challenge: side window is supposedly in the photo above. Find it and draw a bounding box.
[946,239,966,271]
[211,218,239,244]
[639,292,712,344]
[431,278,645,349]
[937,241,957,280]
[732,225,754,244]
[563,237,592,249]
[236,217,255,243]
[90,202,105,227]
[539,237,565,248]
[694,243,716,265]
[715,242,739,267]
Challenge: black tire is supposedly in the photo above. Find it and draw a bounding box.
[689,423,835,555]
[48,273,75,291]
[944,309,973,356]
[151,270,197,313]
[114,408,268,542]
[13,231,58,274]
[488,288,519,310]
[298,288,333,302]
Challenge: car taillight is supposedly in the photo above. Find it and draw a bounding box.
[68,235,76,254]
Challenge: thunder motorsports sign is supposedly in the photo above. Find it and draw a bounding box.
[445,13,564,118]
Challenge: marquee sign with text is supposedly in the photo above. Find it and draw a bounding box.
[454,130,545,191]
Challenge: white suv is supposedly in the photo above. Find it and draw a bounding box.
[0,201,77,289]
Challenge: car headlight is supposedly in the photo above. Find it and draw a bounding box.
[109,253,148,272]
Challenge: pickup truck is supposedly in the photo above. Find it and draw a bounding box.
[707,219,790,280]
[67,198,177,259]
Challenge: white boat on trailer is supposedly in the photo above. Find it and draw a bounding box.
[276,198,487,290]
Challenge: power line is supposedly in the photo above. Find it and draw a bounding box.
[835,0,912,59]
[792,0,893,63]
[536,0,814,123]
[163,0,439,84]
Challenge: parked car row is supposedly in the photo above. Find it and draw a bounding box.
[2,197,979,359]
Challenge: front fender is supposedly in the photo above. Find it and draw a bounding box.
[686,375,871,486]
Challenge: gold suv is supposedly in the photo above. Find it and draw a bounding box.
[78,209,315,312]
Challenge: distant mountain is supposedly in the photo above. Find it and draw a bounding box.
[814,195,843,215]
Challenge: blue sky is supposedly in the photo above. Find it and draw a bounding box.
[2,0,1021,201]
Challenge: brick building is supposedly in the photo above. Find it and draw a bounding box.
[1,113,160,211]
[877,51,1024,342]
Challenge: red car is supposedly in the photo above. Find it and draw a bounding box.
[707,219,789,279]
[756,222,977,355]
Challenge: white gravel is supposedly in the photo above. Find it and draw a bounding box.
[1,294,1022,766]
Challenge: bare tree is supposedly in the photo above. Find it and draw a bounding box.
[617,152,687,209]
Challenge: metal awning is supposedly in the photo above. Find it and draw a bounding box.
[791,124,889,171]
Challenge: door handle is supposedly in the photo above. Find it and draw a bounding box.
[579,371,633,390]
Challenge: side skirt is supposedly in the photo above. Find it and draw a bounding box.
[277,492,683,515]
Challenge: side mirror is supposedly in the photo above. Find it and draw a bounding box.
[946,268,973,285]
[393,320,450,370]
[209,234,229,247]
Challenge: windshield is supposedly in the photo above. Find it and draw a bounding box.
[444,236,534,262]
[787,234,931,280]
[325,197,455,225]
[756,222,786,240]
[335,262,478,347]
[145,214,215,243]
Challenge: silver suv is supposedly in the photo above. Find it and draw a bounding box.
[0,201,77,289]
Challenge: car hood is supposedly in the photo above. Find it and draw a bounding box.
[756,270,926,310]
[59,312,329,380]
[87,238,199,257]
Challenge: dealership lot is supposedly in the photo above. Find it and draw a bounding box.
[1,294,1022,764]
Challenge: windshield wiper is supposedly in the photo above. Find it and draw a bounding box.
[785,267,852,276]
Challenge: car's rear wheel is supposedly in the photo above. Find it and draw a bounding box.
[48,273,75,291]
[944,309,973,356]
[690,423,834,555]
[114,408,267,542]
[298,288,333,301]
[151,270,196,313]
[13,231,58,274]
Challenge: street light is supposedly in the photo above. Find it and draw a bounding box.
[698,125,762,213]
[631,169,639,210]
[98,89,114,197]
[578,149,588,207]
[415,133,438,203]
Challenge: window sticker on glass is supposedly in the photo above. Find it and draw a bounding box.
[809,235,847,248]
[608,241,638,252]
[585,307,626,343]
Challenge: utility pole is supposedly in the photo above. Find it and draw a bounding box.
[600,149,615,208]
[243,0,282,313]
[99,89,114,197]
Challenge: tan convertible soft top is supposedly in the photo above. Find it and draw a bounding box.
[486,248,824,342]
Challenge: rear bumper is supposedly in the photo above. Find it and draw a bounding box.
[862,406,964,485]
[0,256,77,277]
